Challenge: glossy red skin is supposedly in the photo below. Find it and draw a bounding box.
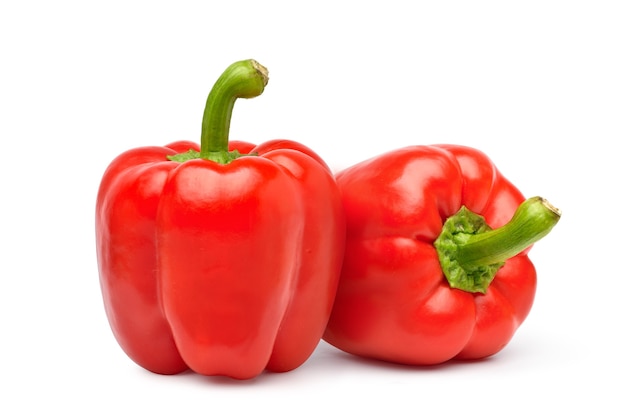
[323,145,536,365]
[96,139,344,379]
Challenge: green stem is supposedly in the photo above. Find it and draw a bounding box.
[200,59,268,157]
[434,197,561,294]
[168,59,268,164]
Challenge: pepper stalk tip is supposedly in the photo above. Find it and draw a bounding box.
[250,59,269,87]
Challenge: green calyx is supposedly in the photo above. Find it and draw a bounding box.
[167,149,256,164]
[434,197,561,294]
[435,207,503,294]
[167,59,269,164]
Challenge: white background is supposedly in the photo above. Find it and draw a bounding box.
[1,1,624,415]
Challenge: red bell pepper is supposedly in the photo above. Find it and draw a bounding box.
[95,60,345,379]
[323,145,560,365]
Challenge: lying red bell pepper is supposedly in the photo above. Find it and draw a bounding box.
[323,145,560,365]
[95,59,345,379]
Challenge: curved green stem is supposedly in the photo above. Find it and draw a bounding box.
[434,197,561,294]
[168,59,268,164]
[200,59,268,157]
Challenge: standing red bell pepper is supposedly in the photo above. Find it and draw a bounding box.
[96,59,345,379]
[323,145,560,365]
